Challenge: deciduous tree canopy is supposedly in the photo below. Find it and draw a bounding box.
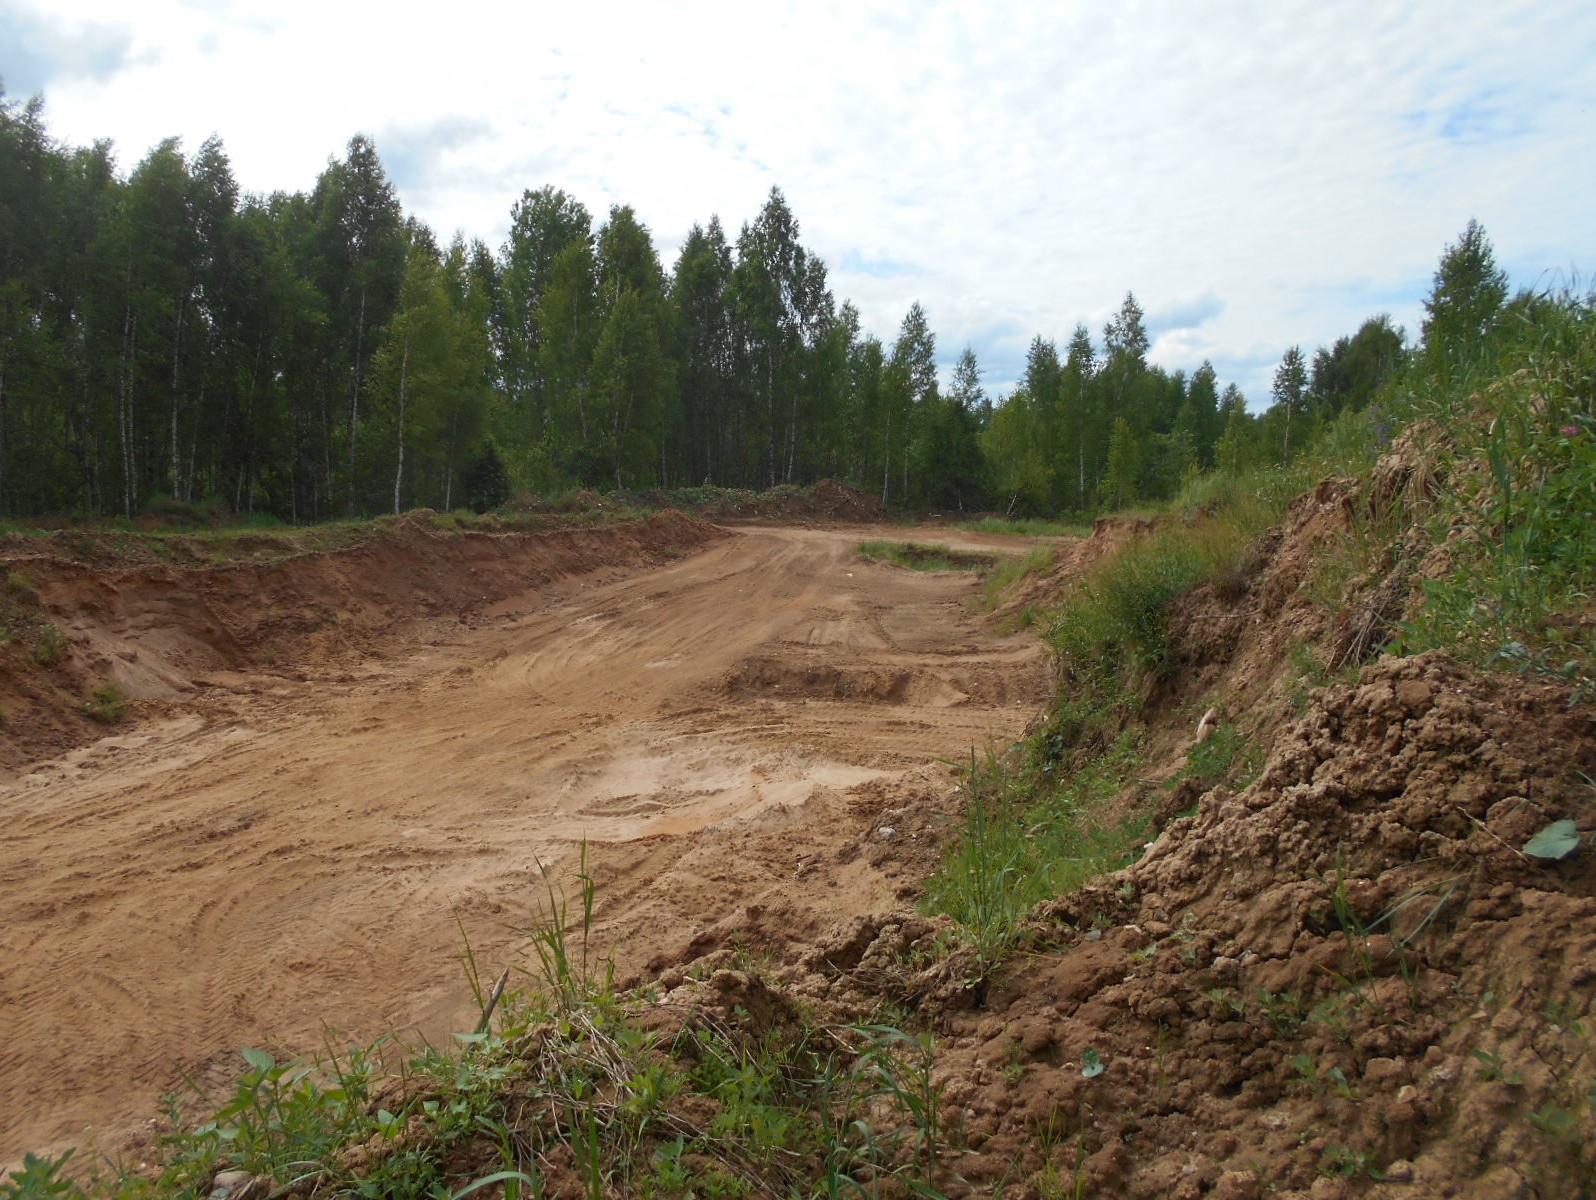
[0,96,1449,521]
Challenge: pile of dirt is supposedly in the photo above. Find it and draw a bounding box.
[0,511,725,771]
[649,460,1596,1197]
[676,478,886,524]
[667,654,1594,1199]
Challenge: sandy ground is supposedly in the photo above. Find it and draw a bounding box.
[0,525,1050,1165]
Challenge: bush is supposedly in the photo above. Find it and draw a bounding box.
[32,623,65,668]
[82,685,125,725]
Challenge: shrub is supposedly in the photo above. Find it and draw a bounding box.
[82,685,125,725]
[32,623,65,668]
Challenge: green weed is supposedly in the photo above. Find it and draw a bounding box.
[1172,720,1260,793]
[0,1152,90,1200]
[32,623,65,668]
[1319,1144,1384,1180]
[958,516,1090,538]
[923,737,1151,989]
[81,684,125,725]
[1289,1054,1354,1100]
[857,539,992,572]
[1392,285,1596,691]
[982,542,1056,609]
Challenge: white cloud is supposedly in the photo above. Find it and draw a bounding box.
[20,0,1596,408]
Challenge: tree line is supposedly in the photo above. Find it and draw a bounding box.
[1,93,1483,523]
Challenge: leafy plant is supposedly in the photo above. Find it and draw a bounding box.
[1524,819,1583,861]
[1,1152,90,1200]
[1320,1144,1384,1180]
[1472,1049,1524,1085]
[1290,1054,1353,1099]
[81,684,125,725]
[32,623,65,668]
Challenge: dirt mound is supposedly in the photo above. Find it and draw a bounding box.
[725,654,1029,708]
[998,653,1593,1198]
[808,478,887,521]
[650,460,1596,1197]
[678,654,1594,1198]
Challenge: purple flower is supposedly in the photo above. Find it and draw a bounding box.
[1561,424,1582,437]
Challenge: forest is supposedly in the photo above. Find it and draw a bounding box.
[0,93,1442,522]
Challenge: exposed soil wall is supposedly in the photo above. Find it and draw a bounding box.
[0,511,725,771]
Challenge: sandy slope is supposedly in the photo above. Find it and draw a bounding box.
[0,524,1050,1163]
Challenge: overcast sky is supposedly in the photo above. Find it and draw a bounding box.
[6,0,1594,406]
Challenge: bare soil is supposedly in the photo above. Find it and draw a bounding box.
[7,476,1596,1198]
[0,517,1052,1166]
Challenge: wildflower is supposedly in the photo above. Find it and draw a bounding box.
[1560,424,1581,437]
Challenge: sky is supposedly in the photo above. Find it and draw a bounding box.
[6,0,1595,407]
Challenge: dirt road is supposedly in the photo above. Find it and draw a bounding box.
[0,525,1051,1163]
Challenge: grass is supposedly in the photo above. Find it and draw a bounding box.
[81,684,126,725]
[922,736,1152,989]
[856,539,993,572]
[1170,720,1263,795]
[1389,293,1596,695]
[957,516,1090,538]
[921,476,1291,980]
[981,542,1056,610]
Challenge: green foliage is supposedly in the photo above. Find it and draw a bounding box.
[1,1152,89,1200]
[1100,417,1143,510]
[923,737,1150,985]
[4,92,1444,523]
[1043,527,1212,749]
[1172,721,1261,794]
[189,1046,375,1186]
[1392,281,1596,689]
[462,441,511,514]
[1422,218,1509,388]
[856,539,991,573]
[31,622,64,668]
[81,684,125,725]
[1319,1144,1384,1180]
